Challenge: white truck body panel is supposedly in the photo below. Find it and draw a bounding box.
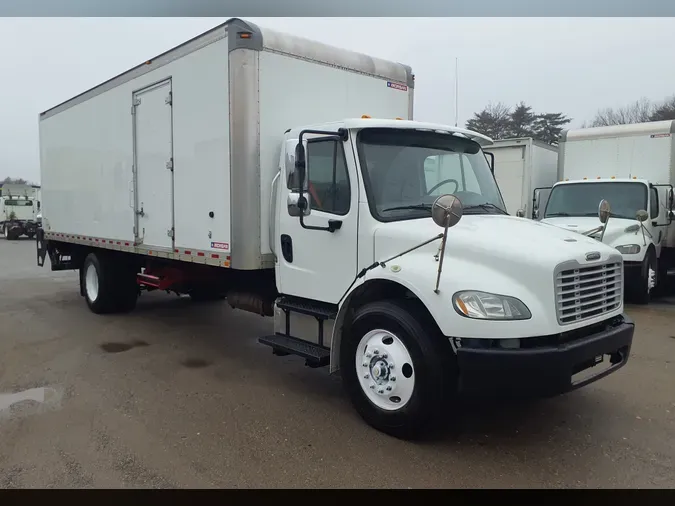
[39,18,413,270]
[484,138,558,218]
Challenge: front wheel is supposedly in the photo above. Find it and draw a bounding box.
[340,299,457,440]
[630,249,657,305]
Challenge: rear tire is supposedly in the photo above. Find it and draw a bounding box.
[81,252,138,314]
[340,299,457,440]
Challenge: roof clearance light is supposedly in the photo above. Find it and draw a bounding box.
[597,176,601,179]
[239,32,252,39]
[395,117,403,120]
[633,176,637,179]
[583,177,588,180]
[611,176,616,179]
[361,114,372,119]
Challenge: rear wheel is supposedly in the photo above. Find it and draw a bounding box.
[340,299,457,440]
[81,252,138,314]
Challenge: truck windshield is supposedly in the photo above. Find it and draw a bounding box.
[356,128,506,222]
[544,182,648,220]
[3,200,34,206]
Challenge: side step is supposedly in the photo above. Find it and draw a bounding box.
[277,296,337,319]
[259,334,330,368]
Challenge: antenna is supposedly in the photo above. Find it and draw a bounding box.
[454,57,459,127]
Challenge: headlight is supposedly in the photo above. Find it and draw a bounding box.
[452,291,531,320]
[616,244,641,255]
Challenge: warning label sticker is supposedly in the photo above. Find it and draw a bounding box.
[651,133,671,138]
[387,81,408,92]
[211,242,229,250]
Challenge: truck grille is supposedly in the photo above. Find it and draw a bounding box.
[556,261,622,325]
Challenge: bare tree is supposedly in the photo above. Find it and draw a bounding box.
[588,97,655,127]
[650,95,675,122]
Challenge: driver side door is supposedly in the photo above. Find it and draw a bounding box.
[276,136,360,304]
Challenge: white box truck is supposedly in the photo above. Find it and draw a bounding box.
[483,138,558,219]
[541,121,675,304]
[36,18,635,439]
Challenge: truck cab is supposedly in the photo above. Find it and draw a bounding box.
[542,178,673,303]
[541,121,675,304]
[268,118,634,436]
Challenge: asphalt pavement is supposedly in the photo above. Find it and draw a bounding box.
[0,236,673,488]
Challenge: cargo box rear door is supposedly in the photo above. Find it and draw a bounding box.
[132,79,175,249]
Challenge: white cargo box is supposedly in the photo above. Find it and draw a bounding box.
[484,137,558,218]
[39,18,414,270]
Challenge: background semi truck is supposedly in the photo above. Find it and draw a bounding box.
[482,137,558,219]
[541,120,675,304]
[1,183,39,240]
[36,18,635,438]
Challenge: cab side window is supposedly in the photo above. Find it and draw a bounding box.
[306,139,351,215]
[650,187,659,219]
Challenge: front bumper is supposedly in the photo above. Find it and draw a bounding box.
[455,314,634,398]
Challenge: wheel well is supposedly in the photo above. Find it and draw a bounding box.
[329,279,442,374]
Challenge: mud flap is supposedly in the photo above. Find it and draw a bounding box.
[36,227,47,267]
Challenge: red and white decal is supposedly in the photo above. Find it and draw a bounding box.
[211,241,229,250]
[651,133,671,139]
[387,81,408,92]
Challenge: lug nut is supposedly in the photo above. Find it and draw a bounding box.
[373,350,379,355]
[378,389,384,394]
[382,354,388,359]
[386,386,392,391]
[370,384,375,389]
[366,353,372,358]
[391,376,396,382]
[389,363,395,370]
[363,362,368,367]
[364,374,369,379]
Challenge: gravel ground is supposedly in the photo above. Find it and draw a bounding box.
[0,237,673,488]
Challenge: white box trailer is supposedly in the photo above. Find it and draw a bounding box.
[37,18,635,439]
[483,138,558,219]
[541,120,675,304]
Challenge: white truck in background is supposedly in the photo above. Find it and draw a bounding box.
[36,18,635,439]
[541,121,675,304]
[482,138,558,218]
[1,183,39,240]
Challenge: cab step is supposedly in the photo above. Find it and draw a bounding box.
[277,296,337,320]
[259,333,330,368]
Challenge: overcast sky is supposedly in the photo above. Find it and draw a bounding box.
[2,17,675,183]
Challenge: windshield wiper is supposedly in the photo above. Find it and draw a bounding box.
[464,203,508,215]
[546,212,571,217]
[382,204,433,213]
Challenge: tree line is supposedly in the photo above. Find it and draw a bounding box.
[465,92,675,146]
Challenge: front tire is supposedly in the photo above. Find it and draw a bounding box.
[630,248,657,305]
[340,299,457,440]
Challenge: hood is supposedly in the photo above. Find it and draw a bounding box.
[373,214,619,270]
[541,216,646,248]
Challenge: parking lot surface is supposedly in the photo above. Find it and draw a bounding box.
[0,237,674,488]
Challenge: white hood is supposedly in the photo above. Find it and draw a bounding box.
[374,214,618,269]
[542,216,647,250]
[369,214,624,339]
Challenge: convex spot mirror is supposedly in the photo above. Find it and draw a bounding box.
[598,199,611,224]
[636,209,649,222]
[432,194,463,229]
[516,209,525,218]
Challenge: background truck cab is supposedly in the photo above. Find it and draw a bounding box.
[541,120,675,303]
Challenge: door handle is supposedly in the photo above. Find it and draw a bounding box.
[280,234,293,263]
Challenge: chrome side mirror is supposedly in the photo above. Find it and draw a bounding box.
[598,199,611,224]
[636,209,648,222]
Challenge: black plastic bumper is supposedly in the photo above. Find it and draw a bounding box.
[456,315,634,398]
